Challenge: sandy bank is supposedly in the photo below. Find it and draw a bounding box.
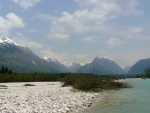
[0,82,104,113]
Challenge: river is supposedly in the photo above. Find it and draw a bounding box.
[83,78,150,113]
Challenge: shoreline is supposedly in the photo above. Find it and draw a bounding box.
[0,82,104,113]
[79,92,107,113]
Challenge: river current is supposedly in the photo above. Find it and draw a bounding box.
[83,78,150,113]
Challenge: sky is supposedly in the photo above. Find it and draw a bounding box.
[0,0,150,68]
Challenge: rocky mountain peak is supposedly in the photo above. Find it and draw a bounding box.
[0,35,19,46]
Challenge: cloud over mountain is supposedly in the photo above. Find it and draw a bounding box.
[48,0,143,41]
[0,13,25,34]
[10,0,41,9]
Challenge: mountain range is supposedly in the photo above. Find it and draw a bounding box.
[44,57,82,73]
[0,36,82,73]
[1,35,149,75]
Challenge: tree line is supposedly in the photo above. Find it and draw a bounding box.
[0,73,129,91]
[0,66,12,74]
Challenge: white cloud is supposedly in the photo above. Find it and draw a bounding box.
[0,13,25,34]
[130,27,143,33]
[82,37,97,43]
[10,0,41,9]
[26,41,43,49]
[48,0,143,41]
[48,33,69,40]
[105,37,122,47]
[32,13,56,21]
[75,0,144,16]
[40,50,61,60]
[126,27,143,39]
[16,32,24,37]
[127,35,133,39]
[28,29,36,33]
[13,33,43,49]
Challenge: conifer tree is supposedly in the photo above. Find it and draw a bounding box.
[0,66,12,74]
[4,67,9,73]
[1,66,5,73]
[9,69,12,74]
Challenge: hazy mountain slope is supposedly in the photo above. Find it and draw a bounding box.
[124,66,131,73]
[127,58,150,75]
[44,57,69,73]
[44,56,81,73]
[79,57,125,75]
[65,63,81,73]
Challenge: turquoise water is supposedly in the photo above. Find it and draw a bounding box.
[84,79,150,113]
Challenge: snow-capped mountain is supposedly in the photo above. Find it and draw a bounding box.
[66,62,81,73]
[44,56,69,73]
[79,57,125,75]
[44,56,81,73]
[0,35,58,73]
[0,35,19,46]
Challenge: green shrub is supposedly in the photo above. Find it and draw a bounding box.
[61,74,128,92]
[72,75,100,92]
[61,74,78,87]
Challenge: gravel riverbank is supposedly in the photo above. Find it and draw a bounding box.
[0,82,104,113]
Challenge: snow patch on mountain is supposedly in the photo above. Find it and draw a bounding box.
[95,56,114,61]
[43,56,58,63]
[0,35,26,48]
[32,60,36,65]
[0,35,19,46]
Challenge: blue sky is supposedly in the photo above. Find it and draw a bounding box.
[0,0,150,67]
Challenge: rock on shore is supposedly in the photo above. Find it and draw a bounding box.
[0,82,103,113]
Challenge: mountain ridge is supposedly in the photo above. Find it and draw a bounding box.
[0,35,127,75]
[127,58,150,75]
[44,56,81,73]
[79,57,125,75]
